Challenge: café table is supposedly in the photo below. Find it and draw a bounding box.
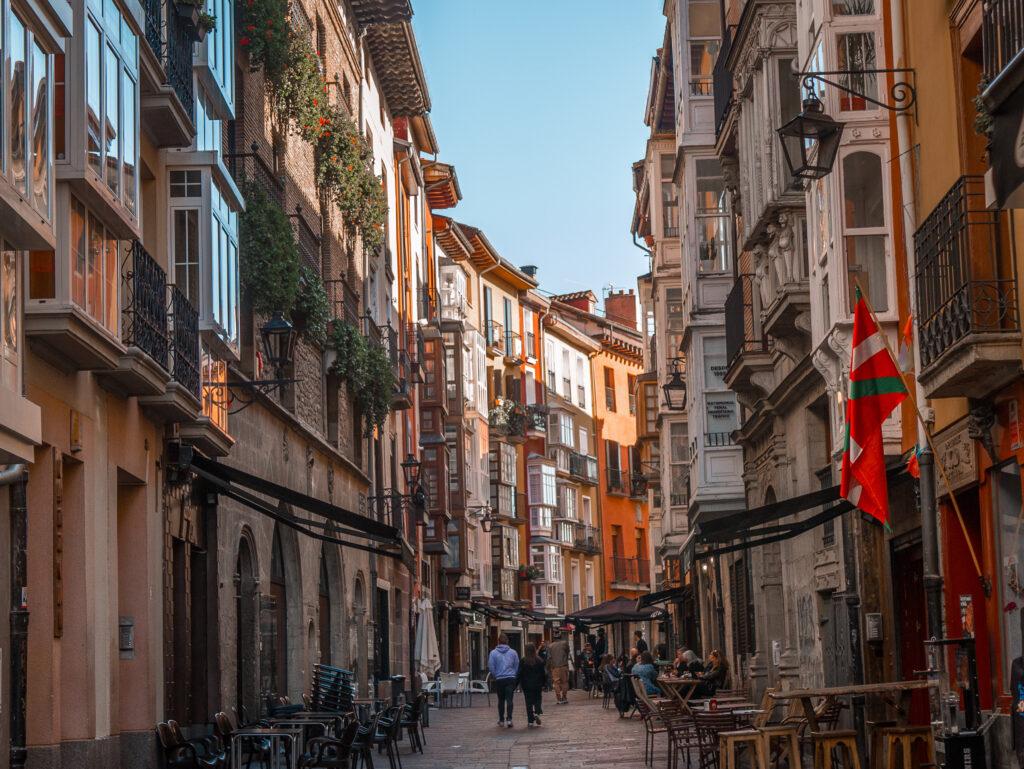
[766,680,936,731]
[268,717,333,754]
[231,726,302,769]
[657,676,702,714]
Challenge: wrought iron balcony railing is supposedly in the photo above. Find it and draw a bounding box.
[488,398,526,439]
[323,278,360,326]
[569,452,598,483]
[983,0,1024,84]
[725,273,772,369]
[612,556,651,585]
[486,320,505,354]
[713,26,733,136]
[606,467,625,494]
[419,286,438,323]
[914,175,1019,370]
[572,524,601,554]
[526,403,547,432]
[122,241,169,369]
[169,285,201,399]
[504,330,523,360]
[144,0,194,119]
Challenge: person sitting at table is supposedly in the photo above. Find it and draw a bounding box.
[632,651,662,696]
[700,650,730,695]
[672,647,689,676]
[624,648,639,673]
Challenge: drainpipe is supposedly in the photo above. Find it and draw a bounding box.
[1,464,27,769]
[890,0,942,641]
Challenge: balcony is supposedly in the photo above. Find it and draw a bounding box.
[488,398,527,443]
[324,278,361,327]
[569,452,598,485]
[915,176,1021,399]
[713,27,733,137]
[486,320,505,356]
[724,274,774,402]
[439,286,467,327]
[98,241,171,396]
[612,556,651,587]
[606,467,626,495]
[503,330,524,365]
[140,0,195,148]
[571,523,601,554]
[140,285,201,423]
[983,0,1024,109]
[419,286,441,339]
[526,403,547,435]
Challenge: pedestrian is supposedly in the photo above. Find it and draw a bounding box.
[488,633,520,728]
[633,629,649,655]
[537,640,551,692]
[594,627,607,659]
[632,650,662,696]
[546,630,571,704]
[518,643,547,727]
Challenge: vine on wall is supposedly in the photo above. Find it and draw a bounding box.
[327,321,395,436]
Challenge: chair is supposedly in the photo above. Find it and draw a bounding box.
[369,706,404,769]
[351,709,386,769]
[418,673,441,706]
[812,729,862,769]
[694,712,739,769]
[662,707,700,769]
[401,692,428,753]
[881,726,937,769]
[300,720,359,768]
[631,676,670,766]
[759,725,801,769]
[438,673,462,708]
[719,729,767,769]
[156,721,226,769]
[468,672,491,706]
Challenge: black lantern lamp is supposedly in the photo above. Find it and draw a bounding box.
[401,453,421,488]
[777,94,844,181]
[261,311,299,378]
[662,359,686,411]
[480,504,494,533]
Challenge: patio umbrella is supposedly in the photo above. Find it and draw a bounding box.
[565,595,667,625]
[414,597,441,676]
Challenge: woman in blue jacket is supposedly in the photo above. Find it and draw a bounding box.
[631,651,662,696]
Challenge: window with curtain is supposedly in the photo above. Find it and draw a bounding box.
[841,151,887,312]
[695,159,730,273]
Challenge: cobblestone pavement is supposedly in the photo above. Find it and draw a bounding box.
[399,688,667,769]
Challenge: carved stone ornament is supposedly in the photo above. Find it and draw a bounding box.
[967,400,998,465]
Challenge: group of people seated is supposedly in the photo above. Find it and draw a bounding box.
[612,646,730,699]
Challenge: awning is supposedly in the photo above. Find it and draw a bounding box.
[636,585,689,610]
[190,454,402,559]
[566,595,666,626]
[691,462,910,559]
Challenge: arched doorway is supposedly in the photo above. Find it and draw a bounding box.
[318,552,331,664]
[235,535,259,721]
[270,527,288,699]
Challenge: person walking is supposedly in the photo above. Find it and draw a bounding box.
[594,628,607,659]
[546,630,571,704]
[518,643,547,727]
[633,629,649,655]
[488,633,520,727]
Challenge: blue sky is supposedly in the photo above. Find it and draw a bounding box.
[412,1,665,304]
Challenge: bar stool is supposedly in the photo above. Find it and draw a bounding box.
[882,726,937,769]
[867,720,897,768]
[759,724,801,769]
[720,729,768,769]
[812,729,862,769]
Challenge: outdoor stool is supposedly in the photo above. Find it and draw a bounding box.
[719,729,767,769]
[867,720,897,768]
[812,729,861,769]
[759,725,801,769]
[882,726,936,769]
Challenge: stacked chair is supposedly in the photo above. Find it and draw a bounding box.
[310,664,357,713]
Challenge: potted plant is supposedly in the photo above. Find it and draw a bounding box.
[517,564,542,582]
[195,11,216,41]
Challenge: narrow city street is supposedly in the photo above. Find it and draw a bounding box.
[402,691,659,769]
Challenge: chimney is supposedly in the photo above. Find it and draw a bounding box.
[605,289,637,329]
[521,265,538,278]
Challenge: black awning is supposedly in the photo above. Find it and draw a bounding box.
[191,454,402,558]
[636,585,689,610]
[693,462,911,559]
[566,595,666,626]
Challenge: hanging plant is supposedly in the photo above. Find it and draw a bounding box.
[198,11,216,31]
[293,264,329,346]
[974,76,993,140]
[239,183,301,316]
[273,35,324,131]
[238,0,290,79]
[327,321,395,436]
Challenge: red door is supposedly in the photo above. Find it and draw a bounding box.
[892,542,929,724]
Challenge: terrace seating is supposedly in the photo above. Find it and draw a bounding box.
[401,692,428,753]
[881,725,936,769]
[299,720,360,768]
[156,720,227,769]
[812,729,862,769]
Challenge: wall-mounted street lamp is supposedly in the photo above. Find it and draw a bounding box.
[662,358,686,411]
[469,503,494,533]
[778,68,916,181]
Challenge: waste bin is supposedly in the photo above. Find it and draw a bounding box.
[942,731,986,769]
[390,675,406,706]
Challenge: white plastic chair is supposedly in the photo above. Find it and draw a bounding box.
[469,672,491,706]
[419,672,441,706]
[439,672,462,708]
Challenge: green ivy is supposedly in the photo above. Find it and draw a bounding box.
[239,183,301,316]
[974,77,993,140]
[328,321,395,437]
[293,264,329,347]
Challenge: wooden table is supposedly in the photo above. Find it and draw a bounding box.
[767,680,936,731]
[657,676,702,714]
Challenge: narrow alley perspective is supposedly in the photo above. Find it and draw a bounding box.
[1,0,1024,767]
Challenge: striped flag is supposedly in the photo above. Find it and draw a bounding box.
[897,314,914,373]
[840,289,908,526]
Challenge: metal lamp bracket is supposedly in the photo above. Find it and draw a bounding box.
[798,68,917,119]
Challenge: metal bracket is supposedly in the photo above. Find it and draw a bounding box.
[798,68,917,115]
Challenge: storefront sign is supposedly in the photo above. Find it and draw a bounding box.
[455,586,471,601]
[959,594,975,637]
[933,419,978,497]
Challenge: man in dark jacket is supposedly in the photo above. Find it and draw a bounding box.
[488,634,520,727]
[634,629,649,654]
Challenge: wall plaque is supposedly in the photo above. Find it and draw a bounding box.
[933,418,978,497]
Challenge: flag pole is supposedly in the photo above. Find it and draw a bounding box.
[852,282,983,580]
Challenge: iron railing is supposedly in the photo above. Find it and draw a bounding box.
[983,0,1024,83]
[170,285,201,399]
[419,286,438,323]
[486,320,505,353]
[705,431,735,447]
[144,0,194,119]
[612,556,651,585]
[572,524,601,554]
[629,473,648,499]
[713,26,733,136]
[488,399,526,439]
[526,403,547,432]
[290,205,322,272]
[122,241,169,369]
[504,329,523,359]
[606,467,626,494]
[224,143,284,207]
[725,273,772,368]
[914,175,1019,369]
[323,278,360,325]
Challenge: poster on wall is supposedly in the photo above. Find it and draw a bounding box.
[959,594,975,637]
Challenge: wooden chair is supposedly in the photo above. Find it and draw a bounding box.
[868,719,897,768]
[719,729,767,769]
[812,729,861,769]
[882,726,936,769]
[759,725,801,769]
[631,676,670,766]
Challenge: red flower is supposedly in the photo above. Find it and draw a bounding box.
[246,23,255,30]
[240,36,251,45]
[264,29,273,38]
[312,98,318,107]
[1006,601,1019,613]
[346,164,353,171]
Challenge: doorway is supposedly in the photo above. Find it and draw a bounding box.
[235,537,259,722]
[892,536,928,723]
[375,588,390,681]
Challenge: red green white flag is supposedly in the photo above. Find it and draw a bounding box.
[840,290,908,526]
